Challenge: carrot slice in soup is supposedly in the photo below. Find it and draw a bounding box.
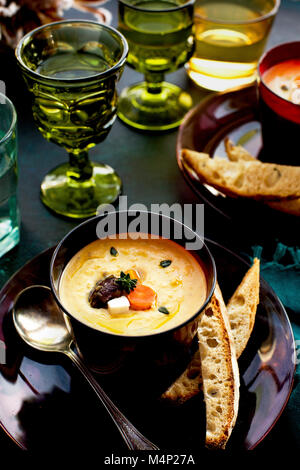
[127,285,156,310]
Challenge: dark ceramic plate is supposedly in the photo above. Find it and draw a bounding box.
[177,85,297,221]
[0,243,295,452]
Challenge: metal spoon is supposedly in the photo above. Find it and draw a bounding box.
[13,285,159,451]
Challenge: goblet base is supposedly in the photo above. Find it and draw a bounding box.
[40,161,122,218]
[117,82,193,131]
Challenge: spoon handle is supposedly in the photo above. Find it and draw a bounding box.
[66,348,159,451]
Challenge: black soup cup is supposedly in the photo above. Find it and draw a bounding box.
[50,211,216,377]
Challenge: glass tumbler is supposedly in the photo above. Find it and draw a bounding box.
[187,0,280,92]
[0,93,20,258]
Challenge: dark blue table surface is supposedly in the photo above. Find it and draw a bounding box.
[0,0,299,457]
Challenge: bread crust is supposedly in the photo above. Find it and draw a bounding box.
[224,138,254,162]
[266,199,300,216]
[161,350,202,404]
[198,285,240,449]
[182,148,300,200]
[225,139,300,215]
[227,258,260,358]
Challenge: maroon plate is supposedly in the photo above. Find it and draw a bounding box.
[176,85,297,220]
[0,243,295,451]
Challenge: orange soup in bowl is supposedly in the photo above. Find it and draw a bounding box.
[258,42,300,165]
[263,59,300,104]
[59,236,207,336]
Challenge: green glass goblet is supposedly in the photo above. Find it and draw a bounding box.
[16,20,128,218]
[118,0,195,131]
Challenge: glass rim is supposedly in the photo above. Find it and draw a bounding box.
[195,0,281,25]
[118,0,195,13]
[0,93,17,146]
[258,41,300,109]
[15,19,129,85]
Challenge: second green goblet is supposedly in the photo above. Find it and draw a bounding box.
[16,20,128,218]
[118,0,195,131]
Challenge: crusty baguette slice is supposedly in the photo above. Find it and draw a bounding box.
[161,349,202,404]
[225,140,300,216]
[227,258,260,357]
[162,260,260,404]
[226,140,300,215]
[266,199,300,216]
[182,149,300,200]
[198,284,240,449]
[224,138,254,162]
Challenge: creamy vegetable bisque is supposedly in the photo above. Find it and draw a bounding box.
[263,59,300,104]
[59,236,207,336]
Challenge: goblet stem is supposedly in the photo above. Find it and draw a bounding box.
[68,150,93,182]
[145,71,164,95]
[118,70,193,131]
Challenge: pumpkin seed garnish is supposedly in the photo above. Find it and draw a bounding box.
[158,306,170,315]
[110,247,118,257]
[160,260,172,268]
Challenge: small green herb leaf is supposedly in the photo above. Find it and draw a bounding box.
[110,247,118,257]
[158,306,170,315]
[160,260,172,268]
[116,271,138,294]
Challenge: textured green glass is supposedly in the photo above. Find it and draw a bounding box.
[118,0,195,131]
[16,21,128,218]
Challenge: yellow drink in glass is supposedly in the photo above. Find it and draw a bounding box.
[187,0,280,91]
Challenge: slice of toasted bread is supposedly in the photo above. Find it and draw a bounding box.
[162,260,260,404]
[224,138,254,162]
[227,258,260,357]
[182,149,300,200]
[198,285,240,449]
[266,199,300,216]
[161,349,202,404]
[225,140,300,216]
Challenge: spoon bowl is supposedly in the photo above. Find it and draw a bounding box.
[13,285,159,450]
[13,285,72,353]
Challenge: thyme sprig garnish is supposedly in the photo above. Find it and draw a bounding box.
[116,271,138,294]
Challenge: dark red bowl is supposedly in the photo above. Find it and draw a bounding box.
[258,41,300,165]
